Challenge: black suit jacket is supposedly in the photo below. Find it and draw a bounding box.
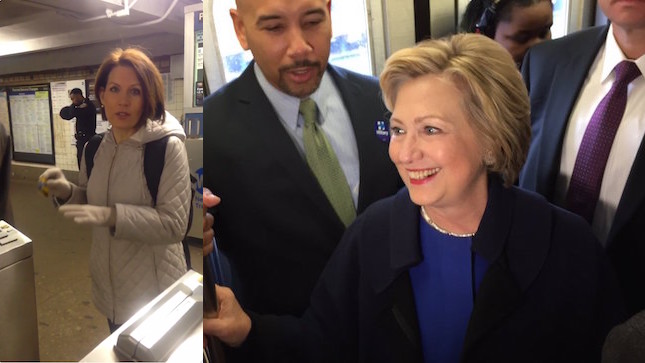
[520,26,645,315]
[204,63,401,316]
[249,177,625,362]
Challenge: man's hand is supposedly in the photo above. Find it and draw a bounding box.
[203,188,221,256]
[204,284,252,347]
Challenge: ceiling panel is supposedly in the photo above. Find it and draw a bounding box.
[0,0,201,57]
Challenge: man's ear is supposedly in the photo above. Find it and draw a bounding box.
[230,9,250,50]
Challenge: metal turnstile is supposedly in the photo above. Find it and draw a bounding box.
[0,220,40,361]
[81,270,203,362]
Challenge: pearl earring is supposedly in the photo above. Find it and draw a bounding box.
[483,150,495,166]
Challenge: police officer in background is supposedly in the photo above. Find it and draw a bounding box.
[59,88,97,168]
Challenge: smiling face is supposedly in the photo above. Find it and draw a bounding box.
[494,0,553,65]
[231,0,332,98]
[388,74,489,216]
[99,65,144,135]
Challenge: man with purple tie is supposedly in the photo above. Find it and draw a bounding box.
[519,0,645,316]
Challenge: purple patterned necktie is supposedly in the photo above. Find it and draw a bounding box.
[566,60,642,223]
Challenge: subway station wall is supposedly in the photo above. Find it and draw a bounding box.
[0,33,185,172]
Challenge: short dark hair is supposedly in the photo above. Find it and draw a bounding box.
[70,88,83,96]
[460,0,551,38]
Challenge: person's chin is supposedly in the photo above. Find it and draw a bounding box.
[280,73,322,98]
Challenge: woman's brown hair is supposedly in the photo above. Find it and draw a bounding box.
[95,48,166,126]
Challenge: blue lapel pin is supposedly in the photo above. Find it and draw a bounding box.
[375,120,389,142]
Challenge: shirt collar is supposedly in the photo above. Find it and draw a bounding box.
[601,24,645,83]
[254,62,333,131]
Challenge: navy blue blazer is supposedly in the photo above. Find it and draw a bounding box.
[520,25,645,315]
[204,63,401,317]
[248,177,625,362]
[245,178,624,363]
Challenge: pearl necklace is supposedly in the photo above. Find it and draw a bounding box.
[420,206,476,238]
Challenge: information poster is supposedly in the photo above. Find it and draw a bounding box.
[8,85,55,164]
[84,80,109,133]
[51,80,85,145]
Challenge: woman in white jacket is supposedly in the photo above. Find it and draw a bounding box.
[41,48,191,332]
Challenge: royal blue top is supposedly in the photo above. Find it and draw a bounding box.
[409,215,490,363]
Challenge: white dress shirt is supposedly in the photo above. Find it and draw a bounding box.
[555,25,645,244]
[254,63,361,207]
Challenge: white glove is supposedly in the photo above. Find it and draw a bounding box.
[58,204,116,227]
[39,168,72,201]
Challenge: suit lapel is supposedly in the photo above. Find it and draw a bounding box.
[387,206,423,357]
[608,137,645,246]
[460,261,523,359]
[238,64,343,227]
[537,27,609,198]
[463,180,551,358]
[369,189,423,352]
[389,273,423,355]
[461,179,522,356]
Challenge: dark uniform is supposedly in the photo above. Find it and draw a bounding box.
[60,98,97,168]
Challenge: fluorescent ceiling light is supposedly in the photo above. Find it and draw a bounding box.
[101,0,124,5]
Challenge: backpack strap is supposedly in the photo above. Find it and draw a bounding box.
[143,135,170,206]
[144,135,194,271]
[84,133,105,178]
[144,136,196,234]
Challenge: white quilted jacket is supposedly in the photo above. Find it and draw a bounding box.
[65,112,190,324]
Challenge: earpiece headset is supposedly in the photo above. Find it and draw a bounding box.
[475,0,502,36]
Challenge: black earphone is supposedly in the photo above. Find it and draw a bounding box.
[475,0,502,36]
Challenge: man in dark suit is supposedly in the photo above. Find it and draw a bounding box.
[519,0,645,315]
[59,88,97,168]
[204,0,400,329]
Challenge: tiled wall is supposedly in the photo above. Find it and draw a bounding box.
[167,78,185,122]
[53,108,79,171]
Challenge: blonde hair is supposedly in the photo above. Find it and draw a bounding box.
[380,33,530,186]
[95,48,166,127]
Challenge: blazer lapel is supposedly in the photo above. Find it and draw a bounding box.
[536,26,609,198]
[608,137,645,246]
[370,189,423,352]
[460,261,523,359]
[462,178,552,358]
[461,178,521,356]
[389,274,423,356]
[238,64,345,228]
